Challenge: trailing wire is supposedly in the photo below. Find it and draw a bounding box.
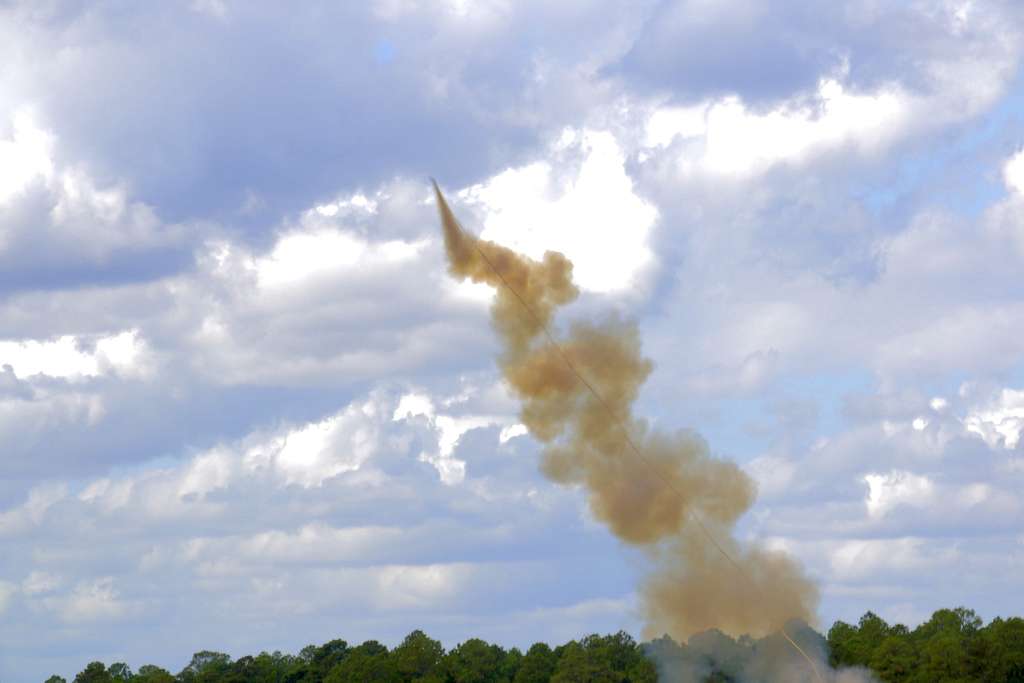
[432,180,825,683]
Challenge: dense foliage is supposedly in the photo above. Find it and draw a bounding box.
[828,608,1024,682]
[50,631,656,683]
[46,608,1024,683]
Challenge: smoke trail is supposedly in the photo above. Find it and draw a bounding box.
[433,181,818,640]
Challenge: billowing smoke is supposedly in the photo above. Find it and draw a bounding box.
[433,183,868,680]
[648,626,875,683]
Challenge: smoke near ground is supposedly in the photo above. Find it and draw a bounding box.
[647,624,877,683]
[434,182,817,635]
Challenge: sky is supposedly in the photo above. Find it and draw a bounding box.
[1,0,1023,680]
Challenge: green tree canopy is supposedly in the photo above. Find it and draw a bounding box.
[444,638,509,683]
[870,635,916,683]
[392,629,445,682]
[107,662,132,682]
[134,664,175,683]
[324,640,395,683]
[178,650,233,683]
[514,643,557,683]
[550,632,655,683]
[74,662,113,683]
[56,609,1024,683]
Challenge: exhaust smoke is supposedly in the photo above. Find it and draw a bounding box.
[433,181,869,681]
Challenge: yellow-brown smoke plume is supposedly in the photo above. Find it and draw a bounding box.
[434,181,818,640]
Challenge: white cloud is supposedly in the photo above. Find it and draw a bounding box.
[178,449,237,500]
[957,482,991,508]
[393,390,517,484]
[686,349,781,396]
[4,4,1024,679]
[44,577,135,623]
[0,580,16,614]
[0,331,149,385]
[372,563,470,610]
[78,477,134,512]
[499,423,528,443]
[641,147,1024,390]
[643,75,908,177]
[829,537,955,581]
[746,454,797,498]
[22,570,62,596]
[254,228,425,288]
[189,0,229,20]
[314,192,379,218]
[964,388,1024,449]
[863,471,935,519]
[101,331,151,375]
[0,394,392,535]
[0,108,184,294]
[393,392,436,420]
[459,129,658,293]
[0,379,582,634]
[3,386,517,539]
[435,414,497,459]
[170,190,472,387]
[1003,149,1024,194]
[272,400,381,487]
[644,104,707,147]
[641,23,1019,183]
[505,595,638,644]
[0,390,107,455]
[237,523,403,563]
[0,483,68,536]
[0,331,147,380]
[0,109,53,205]
[0,336,96,379]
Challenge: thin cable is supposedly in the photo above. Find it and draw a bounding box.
[433,180,825,683]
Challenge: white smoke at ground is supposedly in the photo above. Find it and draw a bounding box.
[646,622,878,683]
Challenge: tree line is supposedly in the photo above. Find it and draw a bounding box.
[44,607,1024,683]
[49,631,655,683]
[828,607,1024,682]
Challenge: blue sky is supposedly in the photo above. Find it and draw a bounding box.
[1,1,1024,680]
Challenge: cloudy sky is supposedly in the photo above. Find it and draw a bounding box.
[2,0,1024,680]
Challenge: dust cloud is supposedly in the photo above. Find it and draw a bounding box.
[433,181,828,651]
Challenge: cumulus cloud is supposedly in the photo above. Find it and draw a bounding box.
[459,129,658,293]
[0,111,190,294]
[828,537,957,582]
[965,388,1024,449]
[641,74,910,178]
[393,390,521,484]
[0,483,68,536]
[44,577,137,623]
[0,109,53,203]
[1003,149,1024,194]
[0,1,647,226]
[0,331,148,380]
[3,1,1024,680]
[863,471,934,519]
[0,382,640,676]
[615,0,1022,109]
[0,385,530,542]
[737,382,1024,629]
